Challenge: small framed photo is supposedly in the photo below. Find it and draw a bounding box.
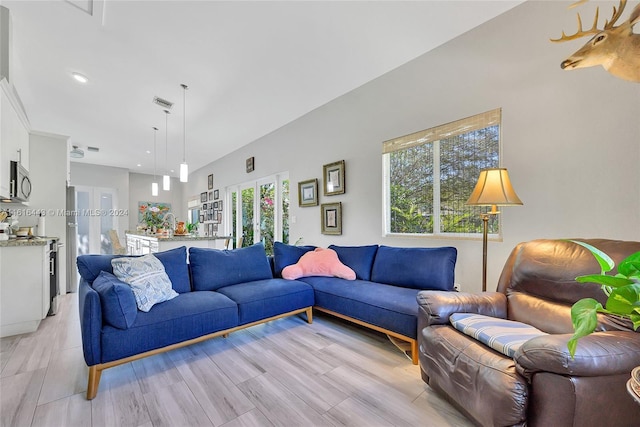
[203,203,208,210]
[298,179,319,207]
[217,212,222,222]
[208,191,213,201]
[199,214,205,223]
[200,192,208,203]
[212,224,218,233]
[323,160,345,196]
[321,202,342,235]
[208,223,214,236]
[213,201,219,209]
[218,200,223,210]
[214,189,219,200]
[246,156,255,173]
[208,174,214,190]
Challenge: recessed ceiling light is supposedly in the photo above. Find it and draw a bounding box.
[146,150,151,154]
[137,163,142,167]
[170,169,175,173]
[72,72,89,84]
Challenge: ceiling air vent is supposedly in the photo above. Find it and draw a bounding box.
[87,146,99,152]
[153,96,173,109]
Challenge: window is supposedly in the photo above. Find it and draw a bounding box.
[383,109,501,238]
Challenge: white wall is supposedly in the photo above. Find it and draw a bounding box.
[183,0,640,293]
[128,173,184,230]
[70,163,130,240]
[28,131,68,292]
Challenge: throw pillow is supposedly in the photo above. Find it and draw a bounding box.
[91,271,138,329]
[273,241,316,277]
[449,313,548,358]
[111,254,178,312]
[282,248,356,280]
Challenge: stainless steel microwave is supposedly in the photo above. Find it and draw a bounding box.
[10,160,31,202]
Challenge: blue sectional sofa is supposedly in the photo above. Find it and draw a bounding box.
[78,242,456,399]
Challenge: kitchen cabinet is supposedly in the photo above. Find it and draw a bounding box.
[0,241,50,337]
[0,78,30,199]
[125,232,229,256]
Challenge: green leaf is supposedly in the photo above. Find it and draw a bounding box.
[605,284,640,315]
[568,298,603,358]
[569,240,615,274]
[618,252,640,278]
[576,274,634,288]
[631,312,640,331]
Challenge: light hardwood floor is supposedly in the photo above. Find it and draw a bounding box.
[0,294,473,427]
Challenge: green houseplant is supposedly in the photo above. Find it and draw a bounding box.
[568,240,640,357]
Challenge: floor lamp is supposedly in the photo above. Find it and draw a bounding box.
[466,168,523,292]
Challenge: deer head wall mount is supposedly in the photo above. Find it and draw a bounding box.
[551,0,640,82]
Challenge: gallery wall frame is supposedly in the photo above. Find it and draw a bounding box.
[208,174,214,190]
[323,160,345,196]
[298,178,319,207]
[321,202,342,235]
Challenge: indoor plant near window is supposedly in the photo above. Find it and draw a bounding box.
[568,240,640,357]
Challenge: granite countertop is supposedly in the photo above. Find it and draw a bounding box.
[0,236,59,247]
[125,231,231,241]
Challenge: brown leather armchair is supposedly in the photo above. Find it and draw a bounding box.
[417,239,640,427]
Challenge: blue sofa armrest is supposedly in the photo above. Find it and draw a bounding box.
[79,278,102,366]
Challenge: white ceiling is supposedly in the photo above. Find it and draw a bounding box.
[3,0,523,176]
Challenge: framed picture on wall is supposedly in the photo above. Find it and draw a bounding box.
[213,201,219,209]
[321,202,342,235]
[200,192,208,203]
[199,214,205,223]
[208,174,214,190]
[298,178,318,207]
[323,160,345,196]
[208,191,213,201]
[246,157,255,173]
[214,189,219,200]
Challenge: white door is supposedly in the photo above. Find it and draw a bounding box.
[75,186,119,255]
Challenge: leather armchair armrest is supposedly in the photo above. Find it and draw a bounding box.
[515,331,640,379]
[416,291,507,328]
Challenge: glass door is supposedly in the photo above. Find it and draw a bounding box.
[75,186,118,255]
[229,173,289,254]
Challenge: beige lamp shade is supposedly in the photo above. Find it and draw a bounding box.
[466,168,522,209]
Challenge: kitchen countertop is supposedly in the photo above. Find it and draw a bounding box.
[125,231,231,241]
[0,236,59,247]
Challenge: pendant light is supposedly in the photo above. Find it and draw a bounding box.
[151,127,159,196]
[163,109,171,191]
[179,83,189,182]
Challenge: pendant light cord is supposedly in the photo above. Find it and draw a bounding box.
[181,84,188,163]
[164,110,169,173]
[153,127,158,179]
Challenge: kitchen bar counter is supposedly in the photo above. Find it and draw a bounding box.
[125,231,231,255]
[0,236,59,247]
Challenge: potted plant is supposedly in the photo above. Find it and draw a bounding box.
[568,240,640,357]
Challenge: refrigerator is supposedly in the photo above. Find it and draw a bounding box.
[66,186,78,293]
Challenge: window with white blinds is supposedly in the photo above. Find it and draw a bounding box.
[382,109,501,237]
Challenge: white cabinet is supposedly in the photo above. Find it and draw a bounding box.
[0,78,30,199]
[0,244,49,337]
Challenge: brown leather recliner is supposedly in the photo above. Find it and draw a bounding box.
[417,239,640,427]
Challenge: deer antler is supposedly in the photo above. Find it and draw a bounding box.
[551,0,627,43]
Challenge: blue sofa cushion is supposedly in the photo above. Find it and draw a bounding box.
[217,279,314,325]
[76,246,191,293]
[370,246,457,291]
[328,244,378,280]
[189,243,273,291]
[100,291,238,363]
[450,313,548,358]
[273,242,316,277]
[301,276,421,339]
[91,271,137,329]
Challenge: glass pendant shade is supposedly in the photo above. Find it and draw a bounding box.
[163,174,170,191]
[180,162,188,182]
[152,182,159,196]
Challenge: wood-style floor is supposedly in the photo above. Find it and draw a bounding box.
[0,294,473,427]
